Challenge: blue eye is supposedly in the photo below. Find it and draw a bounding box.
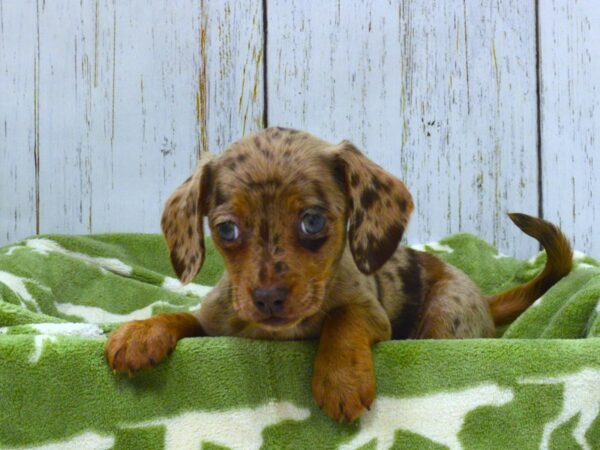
[217,221,239,241]
[300,211,326,235]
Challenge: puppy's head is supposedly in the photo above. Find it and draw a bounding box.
[161,128,413,330]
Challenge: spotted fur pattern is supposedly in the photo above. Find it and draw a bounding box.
[106,127,573,422]
[331,141,414,274]
[160,154,214,284]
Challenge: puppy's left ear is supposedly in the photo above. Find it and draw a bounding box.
[331,141,414,274]
[161,154,214,284]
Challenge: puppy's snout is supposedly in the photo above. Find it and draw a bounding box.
[251,287,289,315]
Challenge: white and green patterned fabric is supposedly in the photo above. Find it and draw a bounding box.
[1,233,600,449]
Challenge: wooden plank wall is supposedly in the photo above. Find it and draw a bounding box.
[539,0,600,259]
[0,2,38,243]
[0,1,598,260]
[268,0,538,256]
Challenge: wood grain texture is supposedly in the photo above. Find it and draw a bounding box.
[201,0,265,154]
[267,0,539,259]
[37,0,200,234]
[31,0,263,237]
[0,0,38,244]
[1,1,598,261]
[539,0,600,258]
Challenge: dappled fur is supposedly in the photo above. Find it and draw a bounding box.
[106,127,573,422]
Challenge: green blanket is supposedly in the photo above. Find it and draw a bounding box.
[1,233,600,450]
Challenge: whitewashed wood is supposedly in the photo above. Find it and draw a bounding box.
[36,0,109,235]
[2,1,599,259]
[0,1,38,245]
[37,0,195,234]
[35,0,263,236]
[540,0,600,259]
[202,0,265,154]
[267,0,539,258]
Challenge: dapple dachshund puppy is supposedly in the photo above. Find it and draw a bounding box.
[106,127,573,422]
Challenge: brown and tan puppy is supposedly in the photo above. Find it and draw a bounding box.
[106,127,573,422]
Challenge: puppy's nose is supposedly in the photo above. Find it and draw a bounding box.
[251,287,289,315]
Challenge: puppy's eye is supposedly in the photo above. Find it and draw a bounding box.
[300,211,326,235]
[217,221,239,242]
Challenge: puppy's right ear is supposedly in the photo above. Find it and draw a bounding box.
[161,154,214,284]
[330,141,414,274]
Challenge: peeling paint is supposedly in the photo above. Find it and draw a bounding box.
[197,14,208,157]
[110,4,116,150]
[491,41,500,108]
[252,48,262,102]
[2,0,597,261]
[267,0,541,259]
[34,0,41,235]
[94,0,99,87]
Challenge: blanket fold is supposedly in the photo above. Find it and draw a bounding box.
[1,233,599,450]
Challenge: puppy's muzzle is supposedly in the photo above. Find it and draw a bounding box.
[251,286,289,316]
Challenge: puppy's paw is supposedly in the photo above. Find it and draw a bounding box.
[105,319,178,375]
[311,348,375,422]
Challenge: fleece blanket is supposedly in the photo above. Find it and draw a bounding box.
[1,234,600,450]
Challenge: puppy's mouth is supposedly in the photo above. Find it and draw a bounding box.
[255,285,324,330]
[233,282,325,330]
[259,316,300,329]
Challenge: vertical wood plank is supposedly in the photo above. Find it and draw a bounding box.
[539,0,600,258]
[202,0,265,154]
[35,0,264,235]
[267,0,539,258]
[90,0,203,232]
[0,0,38,246]
[37,0,200,234]
[37,0,106,235]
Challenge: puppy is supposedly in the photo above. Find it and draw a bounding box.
[106,127,573,422]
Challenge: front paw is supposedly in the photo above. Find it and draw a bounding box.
[311,348,376,422]
[105,319,178,375]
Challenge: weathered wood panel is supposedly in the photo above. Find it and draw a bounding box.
[540,0,600,258]
[86,0,203,233]
[34,0,263,236]
[0,1,38,244]
[2,1,599,259]
[202,0,265,154]
[267,0,539,258]
[36,0,112,235]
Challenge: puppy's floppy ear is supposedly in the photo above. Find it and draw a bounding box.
[331,141,414,274]
[161,154,214,284]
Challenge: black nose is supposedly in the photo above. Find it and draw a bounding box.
[251,287,289,315]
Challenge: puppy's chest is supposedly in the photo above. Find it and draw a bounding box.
[372,247,426,316]
[328,246,437,338]
[237,313,327,340]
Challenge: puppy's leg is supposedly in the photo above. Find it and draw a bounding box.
[312,303,390,422]
[417,278,495,339]
[105,312,203,374]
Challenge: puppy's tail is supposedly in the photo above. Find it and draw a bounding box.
[487,213,573,326]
